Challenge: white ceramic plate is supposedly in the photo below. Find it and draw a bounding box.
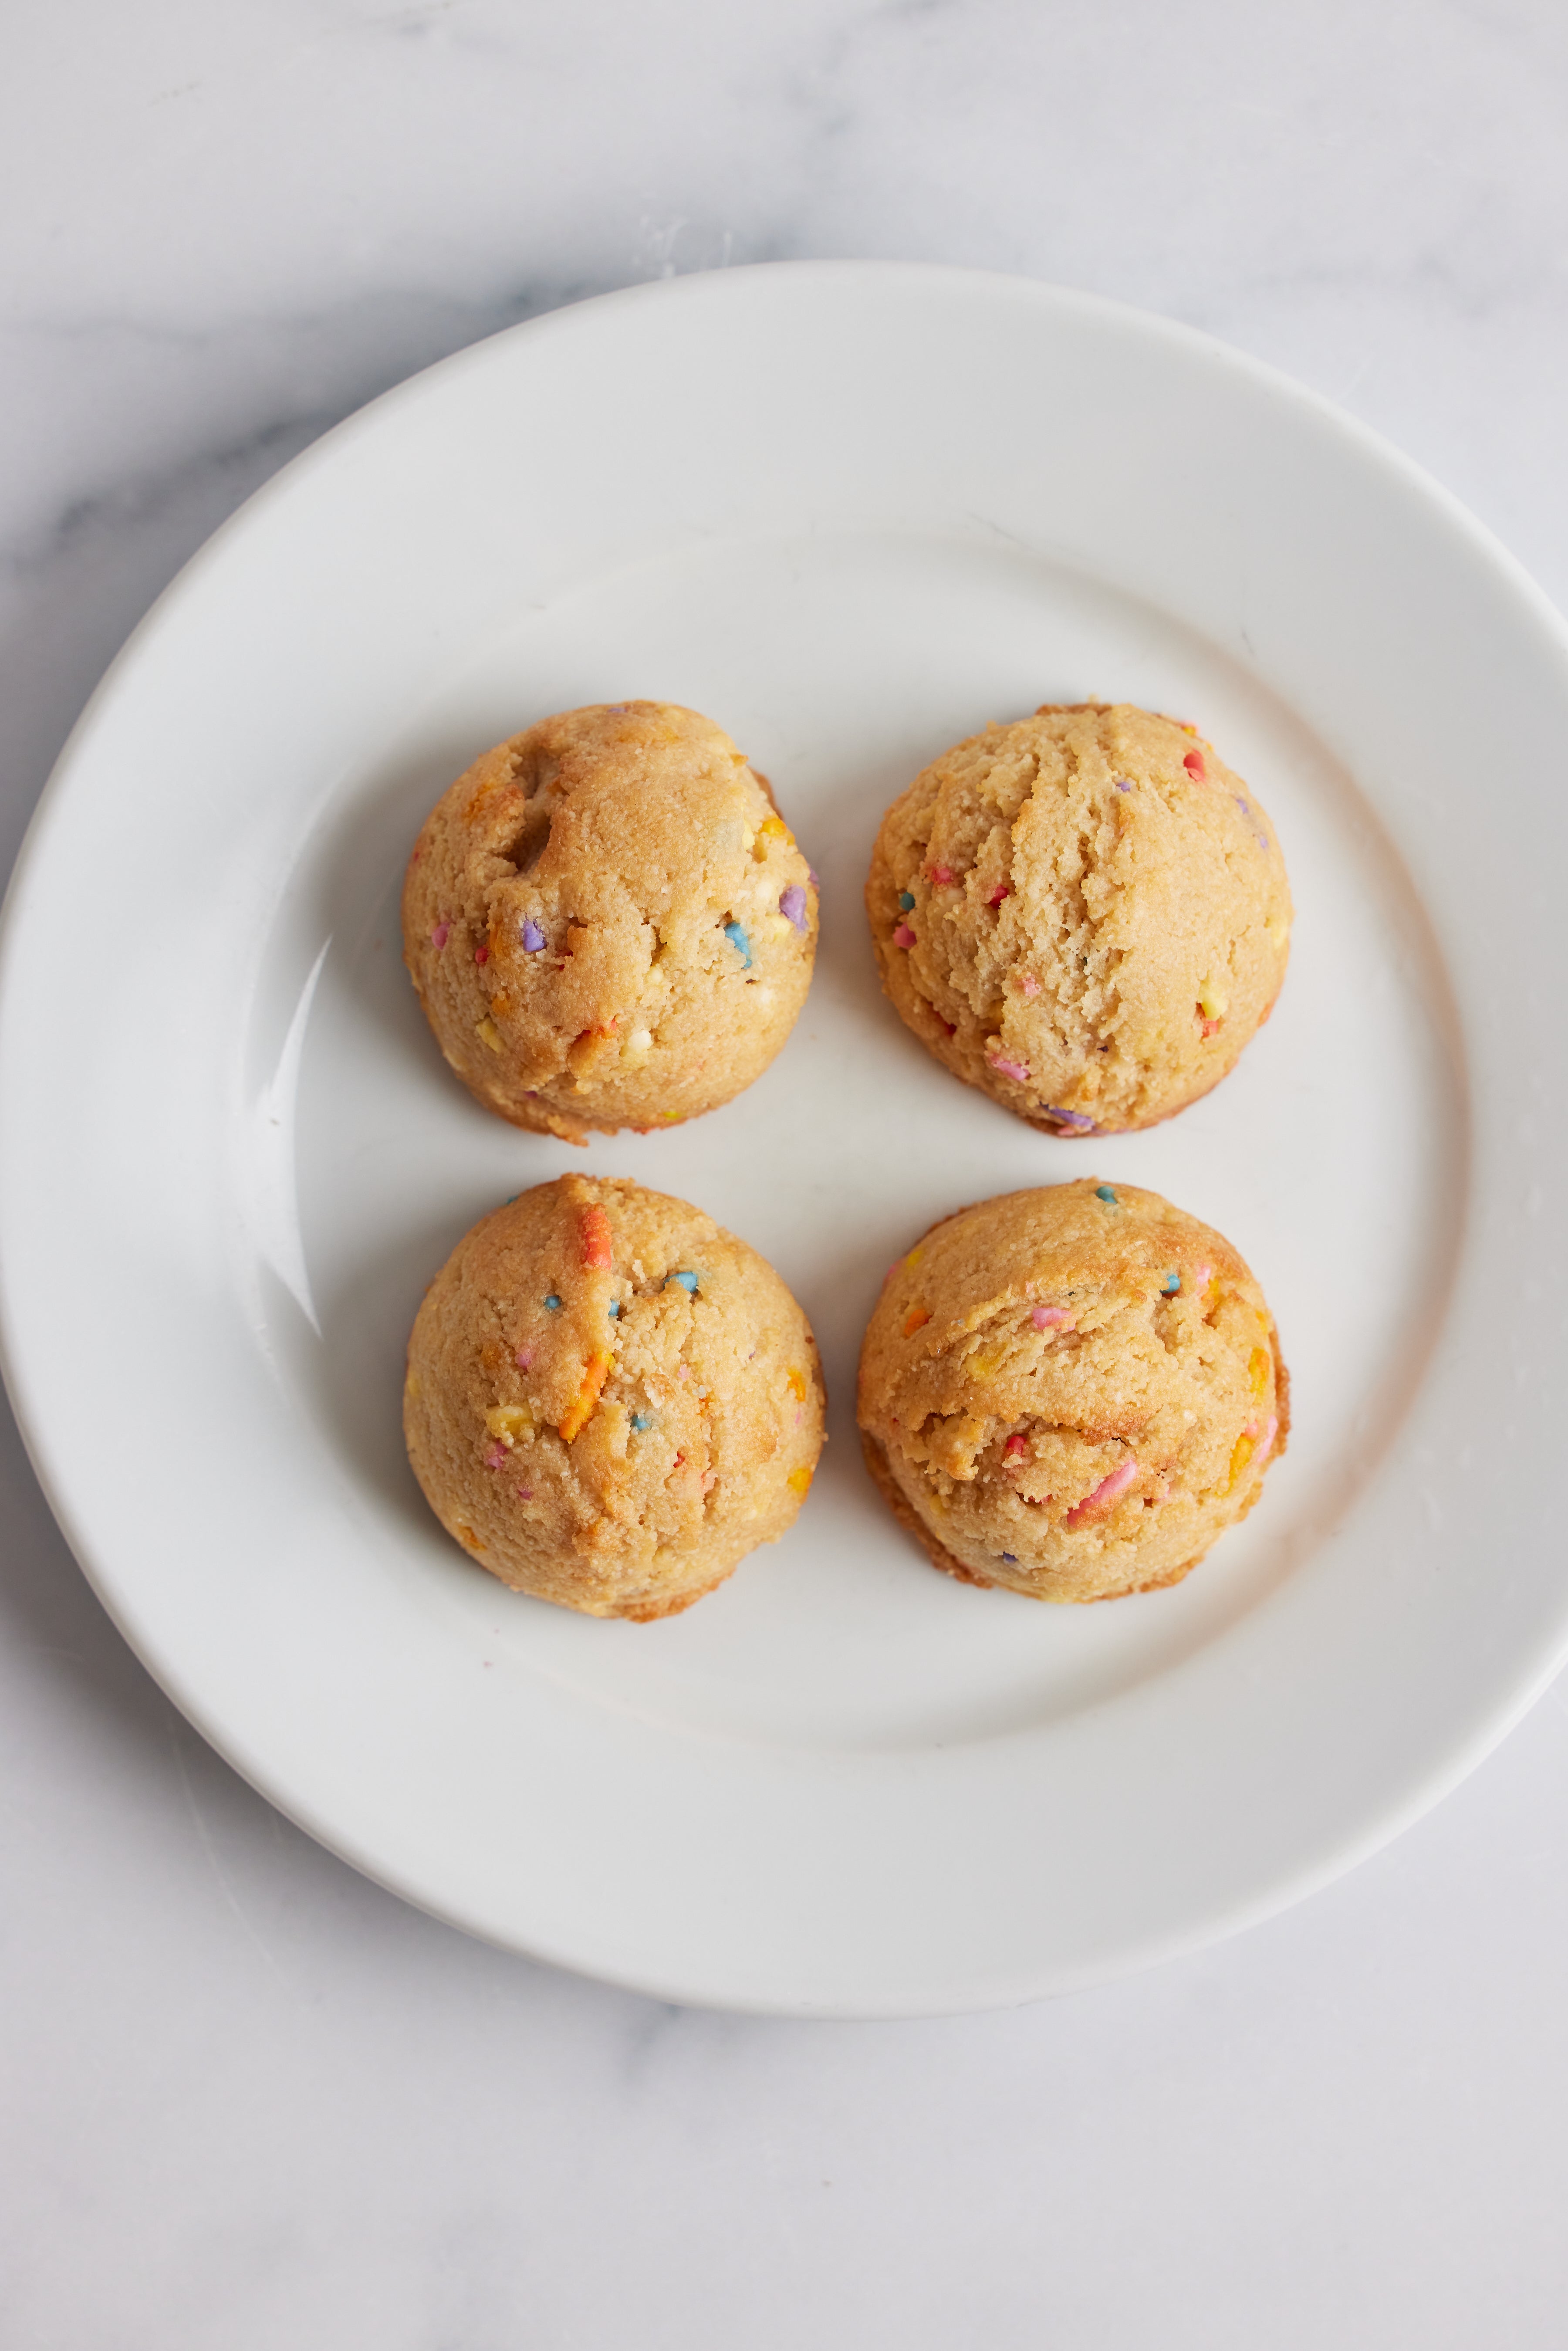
[2,264,1565,2016]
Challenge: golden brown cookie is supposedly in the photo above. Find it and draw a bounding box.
[857,1180,1286,1603]
[404,1175,826,1619]
[402,702,817,1143]
[865,702,1291,1134]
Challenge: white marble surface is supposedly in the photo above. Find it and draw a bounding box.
[5,1,1568,2341]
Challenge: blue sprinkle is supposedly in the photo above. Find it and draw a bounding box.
[521,919,546,952]
[1001,1553,1018,1564]
[629,1411,652,1433]
[1095,1186,1119,1206]
[504,1194,520,1204]
[544,1294,561,1311]
[779,883,808,932]
[1114,778,1133,792]
[667,1270,699,1295]
[1161,1272,1181,1294]
[898,890,916,911]
[723,920,752,969]
[607,1300,621,1319]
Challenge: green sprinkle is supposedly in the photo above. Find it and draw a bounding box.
[898,890,915,911]
[1095,1186,1118,1206]
[1161,1272,1180,1294]
[544,1294,561,1311]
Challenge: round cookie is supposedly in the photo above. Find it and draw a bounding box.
[404,1174,826,1620]
[857,1180,1286,1603]
[865,702,1291,1135]
[403,701,818,1144]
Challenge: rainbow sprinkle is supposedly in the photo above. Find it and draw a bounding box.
[579,1204,613,1269]
[903,1305,930,1337]
[928,863,954,886]
[988,883,1012,908]
[474,945,489,965]
[893,923,916,949]
[484,1442,508,1471]
[1004,1433,1027,1460]
[514,1346,533,1369]
[1114,778,1132,793]
[1067,1456,1138,1527]
[629,1412,652,1433]
[990,1053,1030,1084]
[1044,1105,1095,1132]
[1031,1306,1071,1330]
[1095,1186,1118,1206]
[431,921,450,949]
[544,1294,561,1312]
[559,1351,611,1443]
[667,1270,699,1295]
[1183,749,1207,779]
[1161,1272,1181,1294]
[779,884,808,932]
[1001,1553,1018,1564]
[898,891,916,911]
[521,919,546,952]
[723,920,752,967]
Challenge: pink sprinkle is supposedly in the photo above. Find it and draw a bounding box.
[1031,1306,1071,1329]
[989,1052,1030,1083]
[1183,749,1207,779]
[1004,1433,1027,1460]
[893,923,917,949]
[1067,1456,1138,1527]
[678,1366,690,1380]
[475,945,489,965]
[882,1261,902,1288]
[514,1485,534,1501]
[1020,973,1041,998]
[431,922,450,950]
[484,1442,508,1471]
[1194,1264,1212,1288]
[988,883,1012,908]
[928,863,954,886]
[514,1347,533,1369]
[1254,1414,1278,1467]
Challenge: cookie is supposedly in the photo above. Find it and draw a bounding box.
[404,1174,826,1620]
[865,702,1291,1134]
[857,1180,1286,1603]
[402,701,818,1143]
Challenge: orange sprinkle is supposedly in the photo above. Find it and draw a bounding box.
[903,1305,931,1336]
[787,1465,813,1498]
[580,1204,614,1270]
[559,1351,611,1442]
[1227,1430,1257,1492]
[786,1368,808,1402]
[1248,1346,1271,1398]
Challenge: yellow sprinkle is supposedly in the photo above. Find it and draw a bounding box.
[476,1015,504,1053]
[1266,914,1288,951]
[904,1244,923,1272]
[755,815,789,849]
[1227,1431,1257,1492]
[660,1110,681,1123]
[786,1368,808,1402]
[1197,981,1229,1022]
[484,1404,533,1448]
[404,1368,421,1401]
[1248,1346,1271,1398]
[456,1521,484,1553]
[969,1348,1003,1382]
[787,1465,812,1498]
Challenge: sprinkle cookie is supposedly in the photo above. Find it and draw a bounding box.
[865,703,1291,1134]
[404,1175,826,1619]
[403,702,818,1143]
[857,1180,1287,1603]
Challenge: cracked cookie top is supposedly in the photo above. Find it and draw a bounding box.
[865,702,1291,1134]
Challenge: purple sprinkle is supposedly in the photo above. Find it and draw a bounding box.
[1256,832,1271,853]
[808,869,820,889]
[521,920,546,952]
[779,883,808,932]
[1001,1552,1018,1563]
[1234,796,1250,816]
[606,703,630,714]
[1044,1104,1096,1132]
[1114,778,1133,793]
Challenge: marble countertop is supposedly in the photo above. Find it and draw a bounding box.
[6,3,1568,2342]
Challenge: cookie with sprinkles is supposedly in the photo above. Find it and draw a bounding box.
[403,1174,826,1620]
[402,702,818,1143]
[865,702,1291,1134]
[858,1179,1287,1604]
